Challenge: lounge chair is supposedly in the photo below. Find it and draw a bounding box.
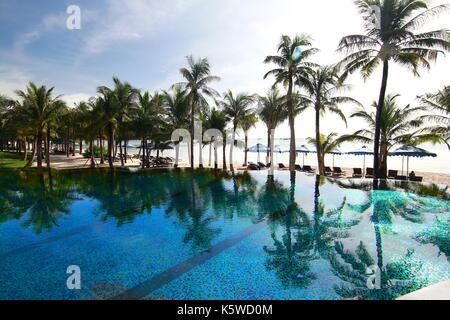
[366,168,374,178]
[247,163,260,171]
[302,165,315,173]
[278,163,287,170]
[409,176,423,182]
[333,167,345,176]
[397,175,407,181]
[295,165,302,171]
[257,162,267,169]
[324,167,333,175]
[388,170,398,180]
[352,168,363,178]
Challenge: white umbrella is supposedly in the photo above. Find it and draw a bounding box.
[296,145,315,166]
[346,145,374,177]
[246,144,269,162]
[328,149,343,168]
[389,146,437,177]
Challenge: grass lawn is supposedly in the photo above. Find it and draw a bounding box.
[0,151,27,168]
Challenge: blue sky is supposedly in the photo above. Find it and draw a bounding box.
[1,0,449,138]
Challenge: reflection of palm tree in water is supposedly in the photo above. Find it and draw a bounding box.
[262,172,316,289]
[180,174,221,253]
[330,241,433,300]
[165,170,258,252]
[262,173,356,289]
[330,181,445,300]
[258,176,370,288]
[21,170,74,234]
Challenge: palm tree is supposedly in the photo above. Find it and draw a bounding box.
[340,94,426,177]
[221,91,256,170]
[111,77,139,167]
[205,108,228,169]
[300,65,360,175]
[175,55,220,169]
[240,112,257,166]
[418,86,450,149]
[15,83,65,169]
[264,34,318,171]
[78,99,100,168]
[96,84,118,168]
[134,91,155,168]
[257,88,288,164]
[338,0,450,178]
[164,85,190,167]
[307,133,344,170]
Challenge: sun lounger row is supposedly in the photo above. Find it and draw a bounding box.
[324,167,345,176]
[351,168,423,182]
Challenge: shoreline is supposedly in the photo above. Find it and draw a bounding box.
[18,153,450,186]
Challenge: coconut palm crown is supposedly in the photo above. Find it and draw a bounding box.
[338,0,450,178]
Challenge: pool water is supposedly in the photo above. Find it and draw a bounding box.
[0,168,448,300]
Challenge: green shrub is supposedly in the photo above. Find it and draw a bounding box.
[83,146,107,159]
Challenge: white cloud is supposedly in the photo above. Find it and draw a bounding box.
[62,93,93,108]
[0,66,32,97]
[83,0,200,54]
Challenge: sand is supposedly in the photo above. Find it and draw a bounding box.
[33,154,450,186]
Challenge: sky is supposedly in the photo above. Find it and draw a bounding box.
[0,0,449,140]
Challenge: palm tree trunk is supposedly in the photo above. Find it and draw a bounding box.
[374,60,389,179]
[243,133,248,166]
[208,143,212,167]
[315,104,325,175]
[46,125,51,168]
[36,127,43,169]
[89,140,95,168]
[267,128,271,164]
[222,140,227,170]
[229,127,236,171]
[72,132,75,156]
[124,141,128,164]
[119,141,124,167]
[66,127,70,158]
[79,139,83,155]
[287,75,296,172]
[380,142,389,177]
[25,137,36,168]
[108,123,114,167]
[199,141,203,168]
[214,142,218,170]
[175,142,180,168]
[190,101,195,169]
[23,139,28,161]
[100,137,105,164]
[141,138,146,169]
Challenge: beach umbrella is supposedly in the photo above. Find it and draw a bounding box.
[296,145,315,166]
[149,141,174,155]
[246,143,269,162]
[389,146,437,176]
[328,149,342,168]
[346,145,374,176]
[121,143,137,149]
[271,145,285,164]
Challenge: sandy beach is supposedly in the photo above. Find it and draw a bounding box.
[35,153,450,186]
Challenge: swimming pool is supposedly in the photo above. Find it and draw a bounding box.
[0,168,448,300]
